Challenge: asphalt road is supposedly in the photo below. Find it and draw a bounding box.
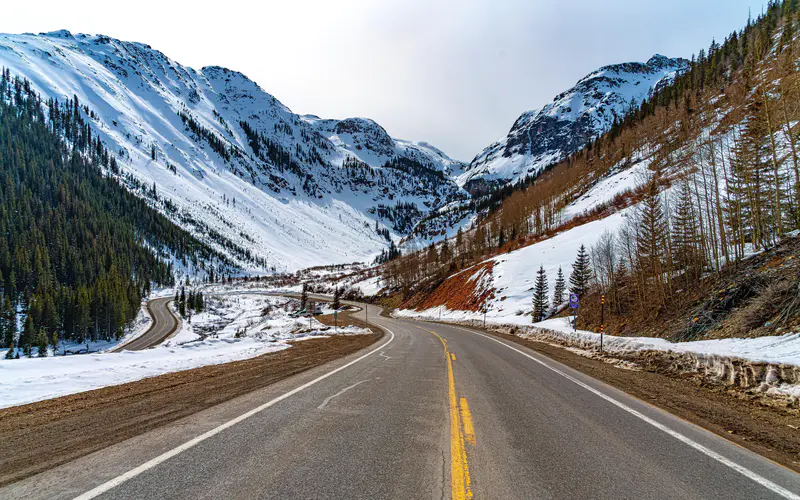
[4,301,800,499]
[110,298,180,351]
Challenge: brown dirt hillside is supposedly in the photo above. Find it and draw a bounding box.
[577,235,800,341]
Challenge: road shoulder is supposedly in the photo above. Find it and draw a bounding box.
[445,323,800,473]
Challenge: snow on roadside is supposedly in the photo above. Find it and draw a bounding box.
[396,307,800,367]
[526,317,800,400]
[0,294,370,409]
[529,317,800,367]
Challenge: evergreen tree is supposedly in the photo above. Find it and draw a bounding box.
[532,265,549,323]
[569,245,593,297]
[671,182,704,285]
[637,184,670,303]
[20,316,35,355]
[50,331,60,356]
[35,328,48,357]
[332,287,341,311]
[553,266,566,307]
[0,297,13,348]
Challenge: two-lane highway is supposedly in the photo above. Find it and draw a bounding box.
[3,301,799,499]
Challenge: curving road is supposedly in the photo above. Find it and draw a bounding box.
[111,297,180,352]
[3,300,799,499]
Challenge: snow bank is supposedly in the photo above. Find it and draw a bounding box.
[524,318,800,401]
[530,317,800,367]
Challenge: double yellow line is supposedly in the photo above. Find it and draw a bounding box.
[419,327,475,500]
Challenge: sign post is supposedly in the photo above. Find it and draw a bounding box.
[334,309,338,334]
[568,293,580,332]
[600,294,605,353]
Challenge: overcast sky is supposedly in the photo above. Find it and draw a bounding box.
[3,0,766,161]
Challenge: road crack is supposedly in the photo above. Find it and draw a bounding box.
[317,380,370,409]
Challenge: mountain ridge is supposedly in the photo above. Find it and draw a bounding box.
[0,29,466,271]
[459,53,689,193]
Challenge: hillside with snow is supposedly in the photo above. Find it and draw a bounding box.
[0,30,466,272]
[459,55,688,192]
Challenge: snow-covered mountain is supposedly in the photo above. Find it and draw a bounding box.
[459,54,689,192]
[0,30,466,272]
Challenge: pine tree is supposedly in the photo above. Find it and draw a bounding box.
[637,184,670,303]
[50,331,60,356]
[0,297,12,348]
[36,328,48,357]
[553,266,566,307]
[671,182,704,286]
[332,287,341,311]
[569,245,593,297]
[532,265,549,323]
[20,316,35,355]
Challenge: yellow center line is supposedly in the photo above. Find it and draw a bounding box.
[416,326,473,500]
[451,353,457,361]
[460,398,476,446]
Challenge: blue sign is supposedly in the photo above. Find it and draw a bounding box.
[569,293,580,309]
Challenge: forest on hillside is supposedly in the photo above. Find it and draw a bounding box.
[0,70,230,357]
[382,0,800,330]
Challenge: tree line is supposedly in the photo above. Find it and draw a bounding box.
[0,70,228,357]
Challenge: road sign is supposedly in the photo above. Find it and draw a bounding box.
[569,293,580,309]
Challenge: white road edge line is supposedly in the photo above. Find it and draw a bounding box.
[449,324,800,500]
[73,328,395,500]
[317,380,370,409]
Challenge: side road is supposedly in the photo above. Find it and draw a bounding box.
[110,298,180,352]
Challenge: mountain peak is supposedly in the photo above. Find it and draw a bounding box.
[646,53,687,69]
[40,29,73,38]
[460,55,689,191]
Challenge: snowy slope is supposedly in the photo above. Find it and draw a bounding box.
[395,157,653,325]
[460,55,688,191]
[0,30,465,272]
